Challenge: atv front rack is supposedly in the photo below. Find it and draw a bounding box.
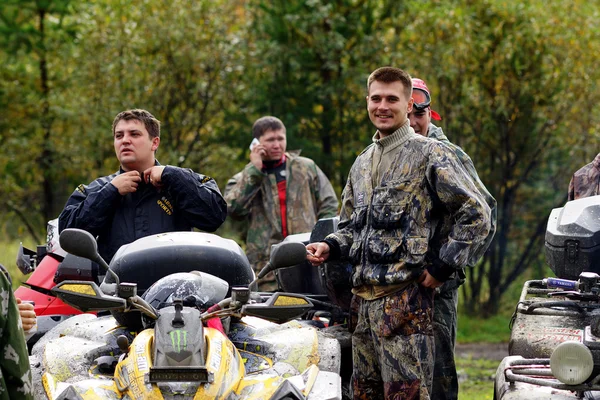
[503,357,600,392]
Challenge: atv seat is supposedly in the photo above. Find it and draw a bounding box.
[103,231,254,295]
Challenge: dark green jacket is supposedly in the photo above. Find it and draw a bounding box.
[568,153,600,201]
[225,151,338,290]
[0,272,33,399]
[428,123,497,267]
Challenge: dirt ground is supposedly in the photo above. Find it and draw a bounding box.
[456,342,508,361]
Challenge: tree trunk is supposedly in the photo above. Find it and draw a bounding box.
[38,7,55,222]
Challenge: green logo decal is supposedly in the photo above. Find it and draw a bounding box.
[169,330,188,352]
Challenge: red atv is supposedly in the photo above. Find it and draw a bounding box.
[15,219,97,346]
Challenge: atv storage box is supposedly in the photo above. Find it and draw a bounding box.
[104,231,254,294]
[545,195,600,280]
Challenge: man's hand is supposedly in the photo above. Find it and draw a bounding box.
[306,242,330,266]
[418,270,444,289]
[250,143,267,170]
[16,298,36,332]
[143,166,166,189]
[111,170,142,195]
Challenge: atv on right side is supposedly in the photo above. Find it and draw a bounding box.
[495,195,600,399]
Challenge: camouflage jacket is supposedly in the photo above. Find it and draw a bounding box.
[326,124,491,288]
[428,124,497,266]
[0,273,33,399]
[568,153,600,201]
[225,151,339,290]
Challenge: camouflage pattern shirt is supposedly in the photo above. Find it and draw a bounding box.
[0,272,33,399]
[568,153,600,201]
[428,123,497,267]
[225,151,339,290]
[325,122,491,290]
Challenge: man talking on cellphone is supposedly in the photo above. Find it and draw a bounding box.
[225,116,338,291]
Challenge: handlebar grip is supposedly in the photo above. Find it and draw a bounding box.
[545,278,578,290]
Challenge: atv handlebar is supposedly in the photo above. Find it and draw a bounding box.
[544,272,600,295]
[543,278,579,291]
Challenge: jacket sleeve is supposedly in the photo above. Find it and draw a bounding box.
[161,166,227,232]
[427,144,491,272]
[0,273,34,399]
[314,166,339,219]
[58,177,122,235]
[224,164,265,219]
[453,151,497,266]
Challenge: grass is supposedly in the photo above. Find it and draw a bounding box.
[454,275,527,398]
[457,357,497,400]
[455,310,509,399]
[457,311,512,344]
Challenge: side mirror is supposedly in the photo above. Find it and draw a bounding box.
[59,228,100,261]
[257,242,307,280]
[59,229,117,283]
[270,242,307,269]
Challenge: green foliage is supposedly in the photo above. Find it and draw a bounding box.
[0,239,34,290]
[396,0,600,315]
[1,0,600,314]
[0,0,78,240]
[240,0,404,189]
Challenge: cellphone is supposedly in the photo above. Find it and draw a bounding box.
[249,138,260,151]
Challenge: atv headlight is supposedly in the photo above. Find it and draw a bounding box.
[550,341,593,385]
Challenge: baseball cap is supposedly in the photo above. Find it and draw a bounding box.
[412,78,441,121]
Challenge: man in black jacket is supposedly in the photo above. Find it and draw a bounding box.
[59,109,227,263]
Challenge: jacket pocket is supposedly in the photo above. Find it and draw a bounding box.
[349,240,363,264]
[371,181,415,230]
[367,235,403,264]
[405,236,429,266]
[350,205,368,230]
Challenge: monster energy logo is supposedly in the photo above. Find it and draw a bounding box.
[169,330,188,352]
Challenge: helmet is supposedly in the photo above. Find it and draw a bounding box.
[140,272,228,328]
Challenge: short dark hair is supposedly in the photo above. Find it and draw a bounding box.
[252,116,286,139]
[367,67,412,100]
[112,109,161,138]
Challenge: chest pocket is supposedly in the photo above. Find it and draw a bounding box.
[371,180,417,230]
[350,206,368,230]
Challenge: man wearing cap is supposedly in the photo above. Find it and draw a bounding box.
[409,78,497,400]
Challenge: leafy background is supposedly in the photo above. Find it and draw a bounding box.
[1,0,598,321]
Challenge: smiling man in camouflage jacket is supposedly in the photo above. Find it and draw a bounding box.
[409,77,497,400]
[225,116,338,291]
[307,67,491,399]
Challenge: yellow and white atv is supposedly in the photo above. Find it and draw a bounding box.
[30,228,342,400]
